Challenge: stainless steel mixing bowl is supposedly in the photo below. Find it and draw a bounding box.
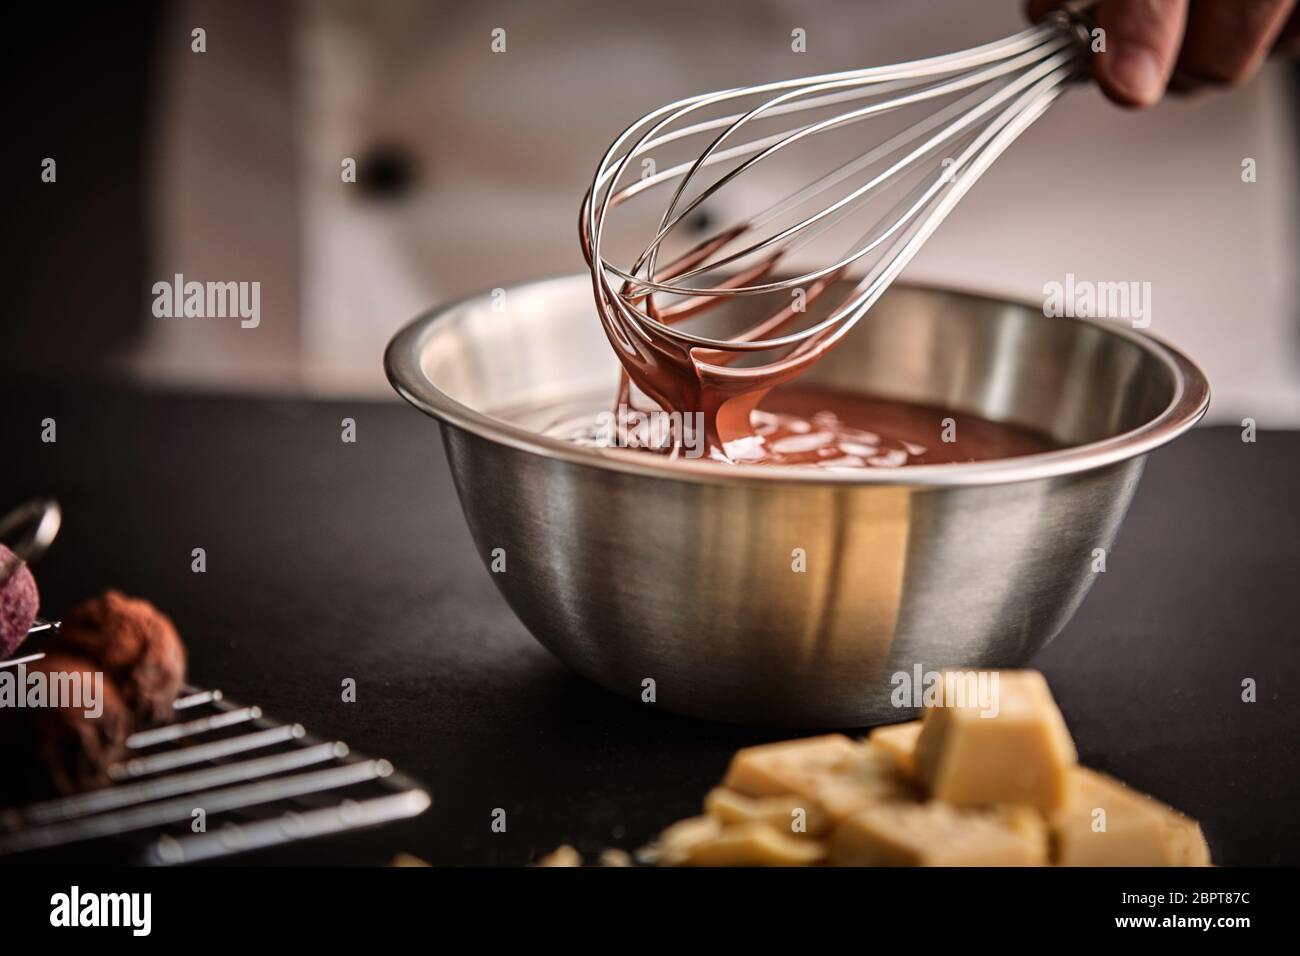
[386,275,1209,727]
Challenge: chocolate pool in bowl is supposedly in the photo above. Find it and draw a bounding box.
[385,276,1209,727]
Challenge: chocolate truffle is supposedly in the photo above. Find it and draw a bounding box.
[48,590,187,725]
[0,544,39,659]
[0,652,131,804]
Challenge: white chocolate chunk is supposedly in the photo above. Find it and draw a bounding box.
[1050,768,1211,866]
[704,787,830,837]
[535,844,583,867]
[915,670,1077,811]
[723,734,915,822]
[830,802,1048,866]
[866,720,923,781]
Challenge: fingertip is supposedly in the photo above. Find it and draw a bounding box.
[1087,0,1187,108]
[1099,45,1166,107]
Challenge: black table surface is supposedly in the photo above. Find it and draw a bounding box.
[1,384,1296,866]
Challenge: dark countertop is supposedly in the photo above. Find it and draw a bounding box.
[1,385,1296,866]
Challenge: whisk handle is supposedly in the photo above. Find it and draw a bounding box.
[1046,0,1101,46]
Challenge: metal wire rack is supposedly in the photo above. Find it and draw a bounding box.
[0,619,431,864]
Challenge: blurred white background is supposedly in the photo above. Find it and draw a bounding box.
[135,0,1300,424]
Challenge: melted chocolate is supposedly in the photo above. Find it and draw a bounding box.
[497,385,1061,469]
[743,385,1062,468]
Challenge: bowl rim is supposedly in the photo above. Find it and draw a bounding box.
[384,274,1211,488]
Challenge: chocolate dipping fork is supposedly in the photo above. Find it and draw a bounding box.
[580,4,1095,451]
[0,498,61,592]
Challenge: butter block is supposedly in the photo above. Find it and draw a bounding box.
[1050,768,1211,866]
[914,670,1077,811]
[829,802,1048,867]
[704,787,831,837]
[867,720,923,781]
[656,815,826,867]
[722,734,914,822]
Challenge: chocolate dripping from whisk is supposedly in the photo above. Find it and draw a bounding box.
[581,12,1092,463]
[590,221,849,460]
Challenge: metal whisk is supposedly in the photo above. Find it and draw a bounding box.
[580,5,1095,450]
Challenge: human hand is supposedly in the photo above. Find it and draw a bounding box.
[1027,0,1300,106]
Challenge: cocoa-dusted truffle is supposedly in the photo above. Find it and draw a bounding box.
[48,590,187,725]
[0,544,39,659]
[0,652,130,805]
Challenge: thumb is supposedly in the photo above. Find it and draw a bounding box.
[1091,0,1189,106]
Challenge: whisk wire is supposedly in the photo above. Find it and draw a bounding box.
[635,33,1079,291]
[580,13,1093,421]
[619,39,1081,303]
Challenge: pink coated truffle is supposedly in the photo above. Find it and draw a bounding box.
[0,544,39,659]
